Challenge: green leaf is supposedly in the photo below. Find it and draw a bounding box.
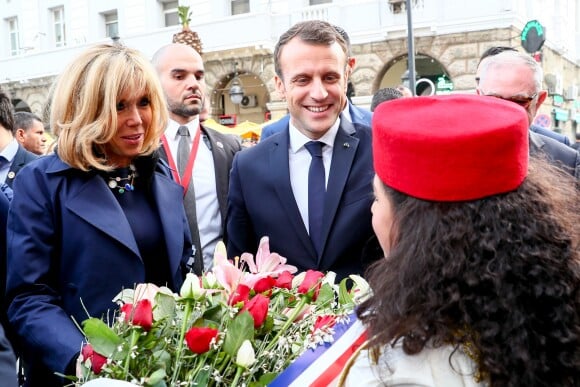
[154,292,176,321]
[315,283,335,307]
[202,303,224,325]
[82,318,123,357]
[251,372,278,386]
[153,349,171,370]
[191,367,211,386]
[223,312,254,357]
[338,278,354,306]
[145,367,166,386]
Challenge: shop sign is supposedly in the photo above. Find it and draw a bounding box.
[521,20,546,53]
[219,114,237,127]
[552,108,569,122]
[436,76,454,94]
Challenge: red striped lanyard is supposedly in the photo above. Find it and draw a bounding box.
[161,125,201,196]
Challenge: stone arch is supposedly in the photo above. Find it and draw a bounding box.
[375,53,453,96]
[209,72,271,124]
[204,50,275,124]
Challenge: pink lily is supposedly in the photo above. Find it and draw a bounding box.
[212,241,245,294]
[240,237,298,284]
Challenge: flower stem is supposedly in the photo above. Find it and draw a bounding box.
[230,366,244,387]
[123,329,140,379]
[171,300,193,384]
[264,296,308,353]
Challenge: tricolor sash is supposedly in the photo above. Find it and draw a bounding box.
[269,313,367,386]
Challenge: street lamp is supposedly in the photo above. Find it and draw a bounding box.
[229,62,244,104]
[229,78,244,105]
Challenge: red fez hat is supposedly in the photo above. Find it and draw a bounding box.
[372,94,529,201]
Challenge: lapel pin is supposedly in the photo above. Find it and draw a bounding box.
[216,141,224,149]
[343,142,350,148]
[7,171,15,179]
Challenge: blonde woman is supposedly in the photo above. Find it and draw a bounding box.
[5,43,192,387]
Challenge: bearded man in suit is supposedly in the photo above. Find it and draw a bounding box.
[153,44,241,274]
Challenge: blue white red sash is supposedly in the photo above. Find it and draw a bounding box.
[269,313,367,387]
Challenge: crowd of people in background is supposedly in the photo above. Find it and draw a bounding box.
[0,18,578,387]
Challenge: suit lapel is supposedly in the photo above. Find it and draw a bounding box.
[202,126,229,220]
[320,121,359,258]
[6,146,32,188]
[66,175,141,257]
[152,172,188,280]
[270,132,317,256]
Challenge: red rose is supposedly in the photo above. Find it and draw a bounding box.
[312,315,337,333]
[81,344,107,374]
[253,276,276,294]
[121,299,153,331]
[228,284,251,306]
[185,327,219,354]
[297,270,325,300]
[242,294,269,328]
[274,271,293,289]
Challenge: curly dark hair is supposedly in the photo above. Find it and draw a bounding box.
[358,156,580,386]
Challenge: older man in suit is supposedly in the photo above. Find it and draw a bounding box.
[476,50,579,178]
[227,20,375,280]
[153,44,241,274]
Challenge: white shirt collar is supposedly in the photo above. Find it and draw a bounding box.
[341,103,352,123]
[166,117,200,140]
[0,138,19,162]
[288,117,340,155]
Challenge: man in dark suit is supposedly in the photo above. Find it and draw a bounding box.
[0,90,37,382]
[476,50,579,178]
[153,43,241,274]
[0,91,38,189]
[260,25,372,141]
[227,20,375,280]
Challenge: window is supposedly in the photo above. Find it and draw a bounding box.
[309,0,332,5]
[162,1,179,27]
[104,11,119,38]
[231,0,250,15]
[51,7,66,47]
[388,0,418,14]
[7,17,20,56]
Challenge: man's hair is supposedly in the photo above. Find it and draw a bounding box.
[478,46,517,65]
[13,111,42,134]
[370,87,403,111]
[332,24,352,57]
[274,20,348,78]
[477,50,543,91]
[0,89,15,133]
[475,46,518,84]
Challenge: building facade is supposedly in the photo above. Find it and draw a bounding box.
[1,0,579,139]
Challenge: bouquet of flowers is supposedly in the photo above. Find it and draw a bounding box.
[74,237,369,387]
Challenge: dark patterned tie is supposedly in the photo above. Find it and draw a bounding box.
[177,126,203,274]
[304,141,325,256]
